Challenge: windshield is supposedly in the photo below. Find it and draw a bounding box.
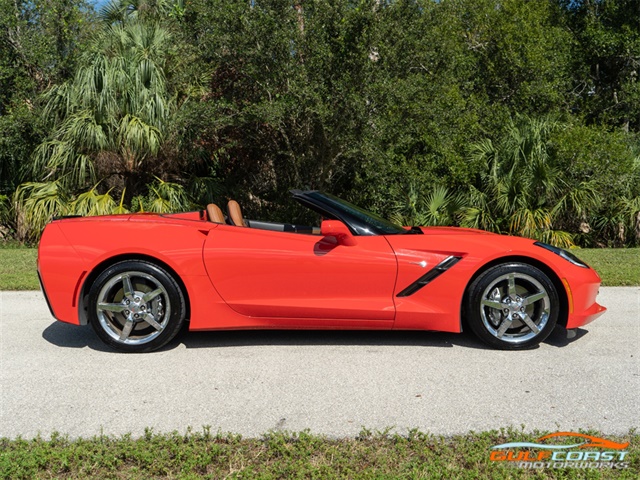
[308,192,407,235]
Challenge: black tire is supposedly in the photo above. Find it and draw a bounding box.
[88,260,186,353]
[465,263,559,350]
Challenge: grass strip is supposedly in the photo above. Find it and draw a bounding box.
[0,428,637,479]
[0,248,38,290]
[577,249,640,286]
[0,247,638,290]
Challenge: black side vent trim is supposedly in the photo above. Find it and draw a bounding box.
[396,256,462,297]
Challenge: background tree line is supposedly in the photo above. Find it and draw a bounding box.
[0,0,638,247]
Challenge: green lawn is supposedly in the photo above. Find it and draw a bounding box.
[0,429,637,479]
[577,248,640,286]
[1,246,637,290]
[0,248,39,290]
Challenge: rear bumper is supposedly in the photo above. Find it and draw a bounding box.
[37,268,58,320]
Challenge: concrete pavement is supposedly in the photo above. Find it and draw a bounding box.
[1,287,638,439]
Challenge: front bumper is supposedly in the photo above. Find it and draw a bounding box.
[564,274,607,329]
[567,301,607,329]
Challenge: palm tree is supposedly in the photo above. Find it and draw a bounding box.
[12,1,190,241]
[592,195,640,247]
[464,116,600,248]
[32,19,173,193]
[99,0,184,24]
[391,182,466,227]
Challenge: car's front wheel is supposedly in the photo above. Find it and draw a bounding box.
[88,260,186,353]
[465,263,559,349]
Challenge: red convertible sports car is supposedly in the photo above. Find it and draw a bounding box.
[38,190,606,353]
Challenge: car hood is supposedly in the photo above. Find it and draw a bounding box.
[388,225,538,258]
[416,226,497,235]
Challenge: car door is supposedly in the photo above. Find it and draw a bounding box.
[202,224,397,325]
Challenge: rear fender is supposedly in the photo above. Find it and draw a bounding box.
[38,223,88,325]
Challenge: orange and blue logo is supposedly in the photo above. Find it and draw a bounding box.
[490,432,630,469]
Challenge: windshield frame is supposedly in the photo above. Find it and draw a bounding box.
[291,190,407,236]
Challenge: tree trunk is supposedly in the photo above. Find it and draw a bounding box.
[294,1,304,34]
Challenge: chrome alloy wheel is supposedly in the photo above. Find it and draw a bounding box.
[96,271,171,346]
[479,272,550,345]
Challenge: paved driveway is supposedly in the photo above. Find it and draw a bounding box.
[1,287,638,439]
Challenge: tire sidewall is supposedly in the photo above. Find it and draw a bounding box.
[88,260,186,353]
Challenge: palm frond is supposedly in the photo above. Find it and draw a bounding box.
[553,181,601,219]
[509,207,552,238]
[113,189,130,214]
[391,183,467,227]
[0,194,10,229]
[460,186,499,232]
[71,186,120,216]
[540,229,574,249]
[13,181,69,242]
[146,178,190,213]
[99,1,129,24]
[32,140,97,189]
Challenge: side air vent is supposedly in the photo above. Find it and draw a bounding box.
[396,256,462,297]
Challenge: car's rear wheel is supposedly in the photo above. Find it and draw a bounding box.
[88,260,186,353]
[465,263,559,349]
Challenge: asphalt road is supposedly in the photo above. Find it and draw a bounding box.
[1,287,638,439]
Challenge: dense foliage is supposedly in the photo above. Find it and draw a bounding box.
[1,0,638,246]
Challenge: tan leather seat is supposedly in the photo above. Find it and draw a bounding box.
[227,200,247,227]
[206,203,225,223]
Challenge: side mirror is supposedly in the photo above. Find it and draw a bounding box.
[320,220,357,246]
